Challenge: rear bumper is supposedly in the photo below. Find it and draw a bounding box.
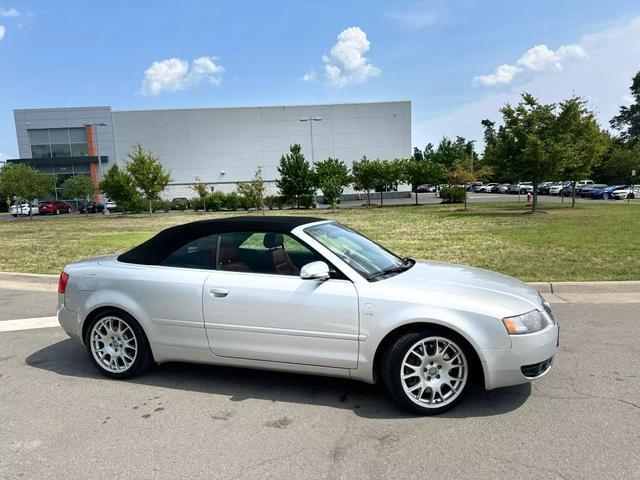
[481,324,558,390]
[58,303,82,341]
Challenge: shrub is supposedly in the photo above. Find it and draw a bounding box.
[264,195,286,210]
[439,186,467,204]
[209,191,226,211]
[239,195,252,211]
[223,192,242,211]
[298,194,317,209]
[152,199,172,212]
[190,196,206,211]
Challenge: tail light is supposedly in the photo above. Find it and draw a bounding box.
[58,271,70,294]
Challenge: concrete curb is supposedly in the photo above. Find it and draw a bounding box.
[0,272,59,285]
[0,271,638,293]
[529,281,640,294]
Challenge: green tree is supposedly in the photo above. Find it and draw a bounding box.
[276,144,315,208]
[446,157,492,210]
[483,93,566,211]
[313,158,351,210]
[192,182,210,212]
[432,136,475,169]
[375,159,404,206]
[352,156,380,206]
[0,163,54,219]
[402,150,445,205]
[555,97,609,207]
[237,167,266,212]
[611,71,640,143]
[99,164,138,215]
[593,141,640,184]
[62,175,96,215]
[125,144,171,215]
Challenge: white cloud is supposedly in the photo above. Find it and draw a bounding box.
[322,26,381,87]
[475,43,588,88]
[141,56,224,96]
[0,25,5,40]
[0,7,19,18]
[474,64,522,86]
[301,68,317,82]
[517,44,587,72]
[415,16,640,148]
[0,153,8,162]
[387,1,445,29]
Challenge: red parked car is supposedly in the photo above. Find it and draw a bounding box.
[38,201,72,215]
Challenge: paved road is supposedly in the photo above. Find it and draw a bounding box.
[1,286,638,479]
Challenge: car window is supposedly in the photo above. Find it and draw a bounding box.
[160,234,218,270]
[218,231,322,275]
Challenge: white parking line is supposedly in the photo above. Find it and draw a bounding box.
[0,316,59,332]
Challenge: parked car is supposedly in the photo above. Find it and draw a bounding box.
[38,201,72,215]
[497,183,511,193]
[79,202,106,214]
[577,184,607,198]
[10,203,39,217]
[611,185,640,200]
[575,180,594,187]
[416,184,436,193]
[537,182,554,195]
[57,216,558,415]
[589,185,628,200]
[508,183,533,194]
[549,182,570,196]
[467,182,483,192]
[105,200,118,211]
[479,183,498,193]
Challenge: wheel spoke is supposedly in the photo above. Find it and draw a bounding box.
[90,316,137,374]
[400,335,468,409]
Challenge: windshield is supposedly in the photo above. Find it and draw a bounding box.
[305,222,410,280]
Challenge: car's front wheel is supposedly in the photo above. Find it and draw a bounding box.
[85,309,152,379]
[382,330,471,415]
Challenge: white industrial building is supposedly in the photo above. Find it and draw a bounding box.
[12,101,411,199]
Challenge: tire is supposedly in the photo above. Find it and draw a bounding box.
[55,209,60,215]
[602,193,609,200]
[381,329,472,415]
[629,193,635,199]
[84,309,153,379]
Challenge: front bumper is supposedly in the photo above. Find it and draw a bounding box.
[481,324,558,390]
[58,303,82,340]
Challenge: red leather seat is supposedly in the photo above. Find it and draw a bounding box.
[218,237,250,272]
[263,232,299,275]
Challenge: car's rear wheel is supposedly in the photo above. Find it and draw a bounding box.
[629,193,635,199]
[602,193,609,200]
[85,309,152,379]
[382,330,471,415]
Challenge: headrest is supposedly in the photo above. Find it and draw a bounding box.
[263,232,284,249]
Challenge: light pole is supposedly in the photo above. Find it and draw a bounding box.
[84,122,108,209]
[300,116,322,163]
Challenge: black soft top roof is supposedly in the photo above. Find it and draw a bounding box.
[118,216,327,265]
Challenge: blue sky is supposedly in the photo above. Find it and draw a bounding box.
[1,0,639,161]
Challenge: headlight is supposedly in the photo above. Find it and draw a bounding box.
[502,310,550,335]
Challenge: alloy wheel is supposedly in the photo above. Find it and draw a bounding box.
[90,316,138,373]
[400,336,467,408]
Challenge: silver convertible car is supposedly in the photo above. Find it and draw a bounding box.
[57,216,558,414]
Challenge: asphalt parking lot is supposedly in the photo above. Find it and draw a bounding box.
[0,194,625,221]
[1,285,639,479]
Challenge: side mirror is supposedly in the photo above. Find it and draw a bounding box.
[300,261,330,281]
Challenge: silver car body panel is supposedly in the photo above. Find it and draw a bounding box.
[58,220,558,390]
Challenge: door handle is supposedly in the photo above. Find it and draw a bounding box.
[209,287,229,298]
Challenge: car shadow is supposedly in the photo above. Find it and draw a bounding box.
[26,338,531,420]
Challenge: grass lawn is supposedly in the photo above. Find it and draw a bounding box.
[0,202,638,281]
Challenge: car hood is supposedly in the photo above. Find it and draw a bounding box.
[379,260,543,317]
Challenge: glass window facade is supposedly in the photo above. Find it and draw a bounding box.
[28,127,89,159]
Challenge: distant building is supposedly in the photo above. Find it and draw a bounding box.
[11,101,411,200]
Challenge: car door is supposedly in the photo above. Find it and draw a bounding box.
[203,231,360,369]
